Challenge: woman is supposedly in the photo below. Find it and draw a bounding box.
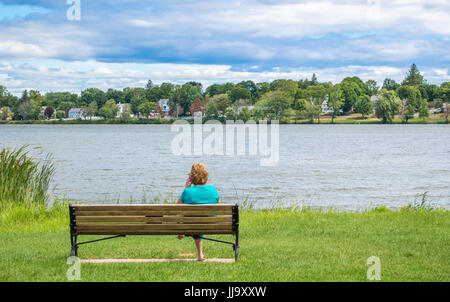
[177,162,220,261]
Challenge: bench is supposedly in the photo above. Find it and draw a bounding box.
[69,203,240,261]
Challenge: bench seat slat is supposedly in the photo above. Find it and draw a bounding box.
[76,230,233,235]
[76,216,232,223]
[76,224,232,231]
[73,204,233,212]
[76,210,231,216]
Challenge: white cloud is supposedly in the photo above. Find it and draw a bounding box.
[1,59,448,95]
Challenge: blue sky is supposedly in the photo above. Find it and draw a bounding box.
[0,0,449,95]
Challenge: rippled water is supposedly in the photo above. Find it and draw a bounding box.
[1,124,449,210]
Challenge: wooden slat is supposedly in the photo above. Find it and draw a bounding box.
[76,224,232,231]
[76,216,232,223]
[76,230,233,235]
[76,209,231,216]
[73,204,233,212]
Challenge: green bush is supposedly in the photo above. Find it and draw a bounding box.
[0,145,55,207]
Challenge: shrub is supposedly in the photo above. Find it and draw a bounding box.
[0,145,55,207]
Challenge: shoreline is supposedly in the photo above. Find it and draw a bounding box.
[0,117,448,125]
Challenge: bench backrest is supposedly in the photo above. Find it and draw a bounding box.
[69,204,238,236]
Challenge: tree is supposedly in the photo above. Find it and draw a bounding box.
[209,94,232,114]
[418,98,429,119]
[292,98,307,122]
[366,80,379,96]
[304,85,327,123]
[342,77,369,95]
[85,101,98,120]
[339,80,362,112]
[106,89,124,104]
[327,85,345,123]
[228,86,251,102]
[304,102,321,123]
[382,78,400,91]
[137,102,156,117]
[59,101,75,116]
[224,106,237,121]
[397,86,422,123]
[0,107,9,120]
[98,99,119,119]
[179,83,202,113]
[44,106,55,119]
[81,88,106,107]
[146,85,162,102]
[237,107,251,122]
[205,100,219,120]
[237,80,258,100]
[261,90,293,120]
[18,99,40,120]
[374,90,401,123]
[444,103,449,123]
[159,82,175,99]
[130,93,147,115]
[190,98,205,116]
[56,110,66,119]
[276,79,299,99]
[256,82,270,97]
[311,73,318,85]
[354,95,373,119]
[402,63,424,86]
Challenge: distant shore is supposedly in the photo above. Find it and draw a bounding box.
[0,115,447,125]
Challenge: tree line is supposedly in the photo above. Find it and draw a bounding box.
[1,64,449,123]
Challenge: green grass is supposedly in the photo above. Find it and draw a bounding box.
[0,204,448,282]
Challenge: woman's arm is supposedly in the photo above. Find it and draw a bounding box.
[178,174,192,204]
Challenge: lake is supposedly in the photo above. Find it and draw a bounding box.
[0,124,449,210]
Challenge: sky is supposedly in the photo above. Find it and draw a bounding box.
[0,0,449,95]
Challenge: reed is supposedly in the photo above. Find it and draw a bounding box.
[0,145,55,207]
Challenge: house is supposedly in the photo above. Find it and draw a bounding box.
[236,105,254,114]
[158,99,170,115]
[68,108,84,119]
[116,102,126,118]
[116,103,133,118]
[321,95,333,114]
[40,106,48,117]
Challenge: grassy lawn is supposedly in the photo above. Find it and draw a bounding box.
[0,205,448,282]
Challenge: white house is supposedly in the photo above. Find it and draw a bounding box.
[116,102,133,118]
[68,108,85,119]
[158,99,170,115]
[321,95,333,114]
[116,102,125,118]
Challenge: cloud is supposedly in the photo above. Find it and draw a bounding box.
[2,59,448,95]
[0,0,449,92]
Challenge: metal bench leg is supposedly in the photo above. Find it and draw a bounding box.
[71,235,78,257]
[234,230,239,262]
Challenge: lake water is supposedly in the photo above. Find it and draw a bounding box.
[0,124,449,210]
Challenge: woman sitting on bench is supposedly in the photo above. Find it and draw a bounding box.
[177,162,220,261]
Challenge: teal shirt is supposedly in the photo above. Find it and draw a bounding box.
[180,185,220,204]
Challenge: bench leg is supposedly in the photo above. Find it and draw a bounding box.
[70,235,78,257]
[234,230,239,262]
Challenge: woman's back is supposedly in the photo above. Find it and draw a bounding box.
[180,185,219,204]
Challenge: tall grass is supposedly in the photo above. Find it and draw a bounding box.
[0,145,55,207]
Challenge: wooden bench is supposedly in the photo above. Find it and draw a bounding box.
[69,204,240,261]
